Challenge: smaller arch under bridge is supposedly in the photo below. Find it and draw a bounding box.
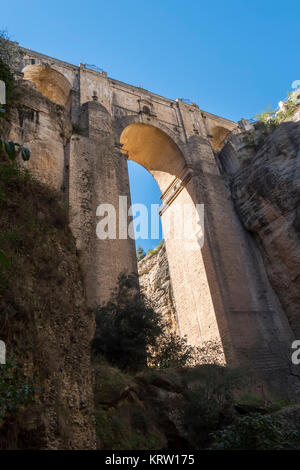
[8,43,298,398]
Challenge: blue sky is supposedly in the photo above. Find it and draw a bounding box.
[1,0,299,251]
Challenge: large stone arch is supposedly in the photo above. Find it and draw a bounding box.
[22,64,72,107]
[120,123,185,193]
[114,118,226,356]
[113,114,187,161]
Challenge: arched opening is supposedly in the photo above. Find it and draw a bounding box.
[128,160,180,336]
[120,123,186,194]
[127,160,163,253]
[120,122,224,352]
[209,125,231,151]
[22,64,71,107]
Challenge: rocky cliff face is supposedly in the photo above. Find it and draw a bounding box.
[0,84,96,448]
[220,120,300,336]
[138,244,178,334]
[0,168,96,449]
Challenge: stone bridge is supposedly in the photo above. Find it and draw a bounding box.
[3,41,297,397]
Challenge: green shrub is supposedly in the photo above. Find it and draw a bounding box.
[147,241,163,258]
[210,413,300,450]
[136,246,146,262]
[150,333,195,369]
[183,364,245,448]
[94,361,131,405]
[255,92,298,128]
[92,272,163,372]
[254,105,276,125]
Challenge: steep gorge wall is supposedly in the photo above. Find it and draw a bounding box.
[138,244,178,334]
[0,81,96,449]
[220,121,300,337]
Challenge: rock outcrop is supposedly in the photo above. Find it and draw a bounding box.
[220,120,300,336]
[138,244,178,334]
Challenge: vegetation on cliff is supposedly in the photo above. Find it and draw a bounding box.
[136,246,146,262]
[93,357,299,450]
[210,412,300,450]
[146,240,163,258]
[254,92,299,128]
[136,241,163,262]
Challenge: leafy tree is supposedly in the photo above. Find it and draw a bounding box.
[136,246,146,262]
[149,333,194,369]
[92,272,163,372]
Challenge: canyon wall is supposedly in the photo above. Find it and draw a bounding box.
[220,120,300,338]
[0,72,96,448]
[138,244,178,335]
